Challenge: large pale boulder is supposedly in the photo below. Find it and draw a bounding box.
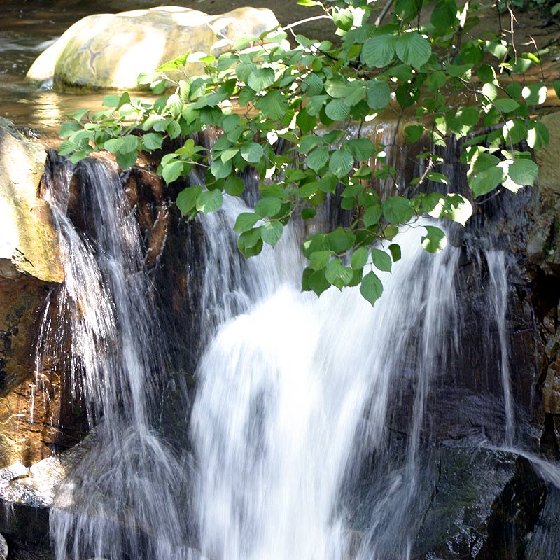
[0,119,62,283]
[27,6,283,90]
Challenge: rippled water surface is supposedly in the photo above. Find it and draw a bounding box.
[0,1,107,136]
[0,0,328,139]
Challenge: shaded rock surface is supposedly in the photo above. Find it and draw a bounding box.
[527,112,560,454]
[27,6,283,90]
[412,449,547,559]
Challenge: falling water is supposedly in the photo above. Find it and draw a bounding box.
[37,150,553,559]
[191,202,460,560]
[486,250,515,446]
[43,158,190,560]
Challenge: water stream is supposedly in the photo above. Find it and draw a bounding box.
[186,192,462,560]
[43,158,191,560]
[37,150,560,559]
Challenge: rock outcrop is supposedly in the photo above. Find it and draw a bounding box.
[0,119,79,470]
[27,6,283,90]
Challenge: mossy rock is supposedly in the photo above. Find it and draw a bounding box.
[27,6,283,90]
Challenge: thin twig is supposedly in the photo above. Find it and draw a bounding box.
[282,15,332,32]
[375,0,395,26]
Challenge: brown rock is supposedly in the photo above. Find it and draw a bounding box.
[0,120,77,469]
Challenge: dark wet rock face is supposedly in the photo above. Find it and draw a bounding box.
[477,457,547,560]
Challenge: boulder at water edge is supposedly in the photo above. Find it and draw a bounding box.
[0,118,67,468]
[27,6,283,90]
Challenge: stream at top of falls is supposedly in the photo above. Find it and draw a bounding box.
[37,152,554,560]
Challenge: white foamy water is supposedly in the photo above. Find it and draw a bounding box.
[191,202,460,560]
[39,156,554,560]
[43,158,191,560]
[486,250,515,446]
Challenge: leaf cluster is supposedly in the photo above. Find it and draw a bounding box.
[58,0,558,304]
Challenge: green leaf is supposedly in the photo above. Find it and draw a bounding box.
[328,227,355,253]
[508,159,538,186]
[248,68,276,92]
[225,175,245,196]
[302,267,330,296]
[302,73,324,96]
[255,197,282,218]
[238,228,263,257]
[104,138,122,154]
[351,247,369,270]
[371,248,392,272]
[102,94,120,108]
[482,83,498,100]
[366,80,391,110]
[261,220,283,246]
[309,250,332,271]
[116,151,137,170]
[388,243,401,262]
[395,33,431,69]
[60,121,81,138]
[405,125,424,143]
[210,159,232,179]
[167,120,182,139]
[360,271,383,305]
[162,160,184,184]
[521,84,547,106]
[469,165,504,197]
[325,99,351,121]
[361,35,395,68]
[296,109,317,134]
[422,225,447,253]
[396,0,422,21]
[329,150,354,178]
[527,121,549,149]
[220,148,239,163]
[493,98,520,113]
[176,186,202,216]
[196,190,223,213]
[363,203,382,227]
[255,90,288,120]
[431,0,457,32]
[236,62,257,83]
[347,138,374,160]
[240,143,264,163]
[325,259,353,289]
[234,212,260,233]
[383,196,414,224]
[142,133,164,151]
[306,147,330,171]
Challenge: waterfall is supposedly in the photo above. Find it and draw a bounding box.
[38,151,560,560]
[485,250,515,446]
[191,201,460,560]
[43,158,191,560]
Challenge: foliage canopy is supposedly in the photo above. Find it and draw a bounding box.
[59,0,560,304]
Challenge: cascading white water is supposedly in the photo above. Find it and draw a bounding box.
[191,201,460,560]
[38,154,559,560]
[485,250,515,446]
[43,158,191,560]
